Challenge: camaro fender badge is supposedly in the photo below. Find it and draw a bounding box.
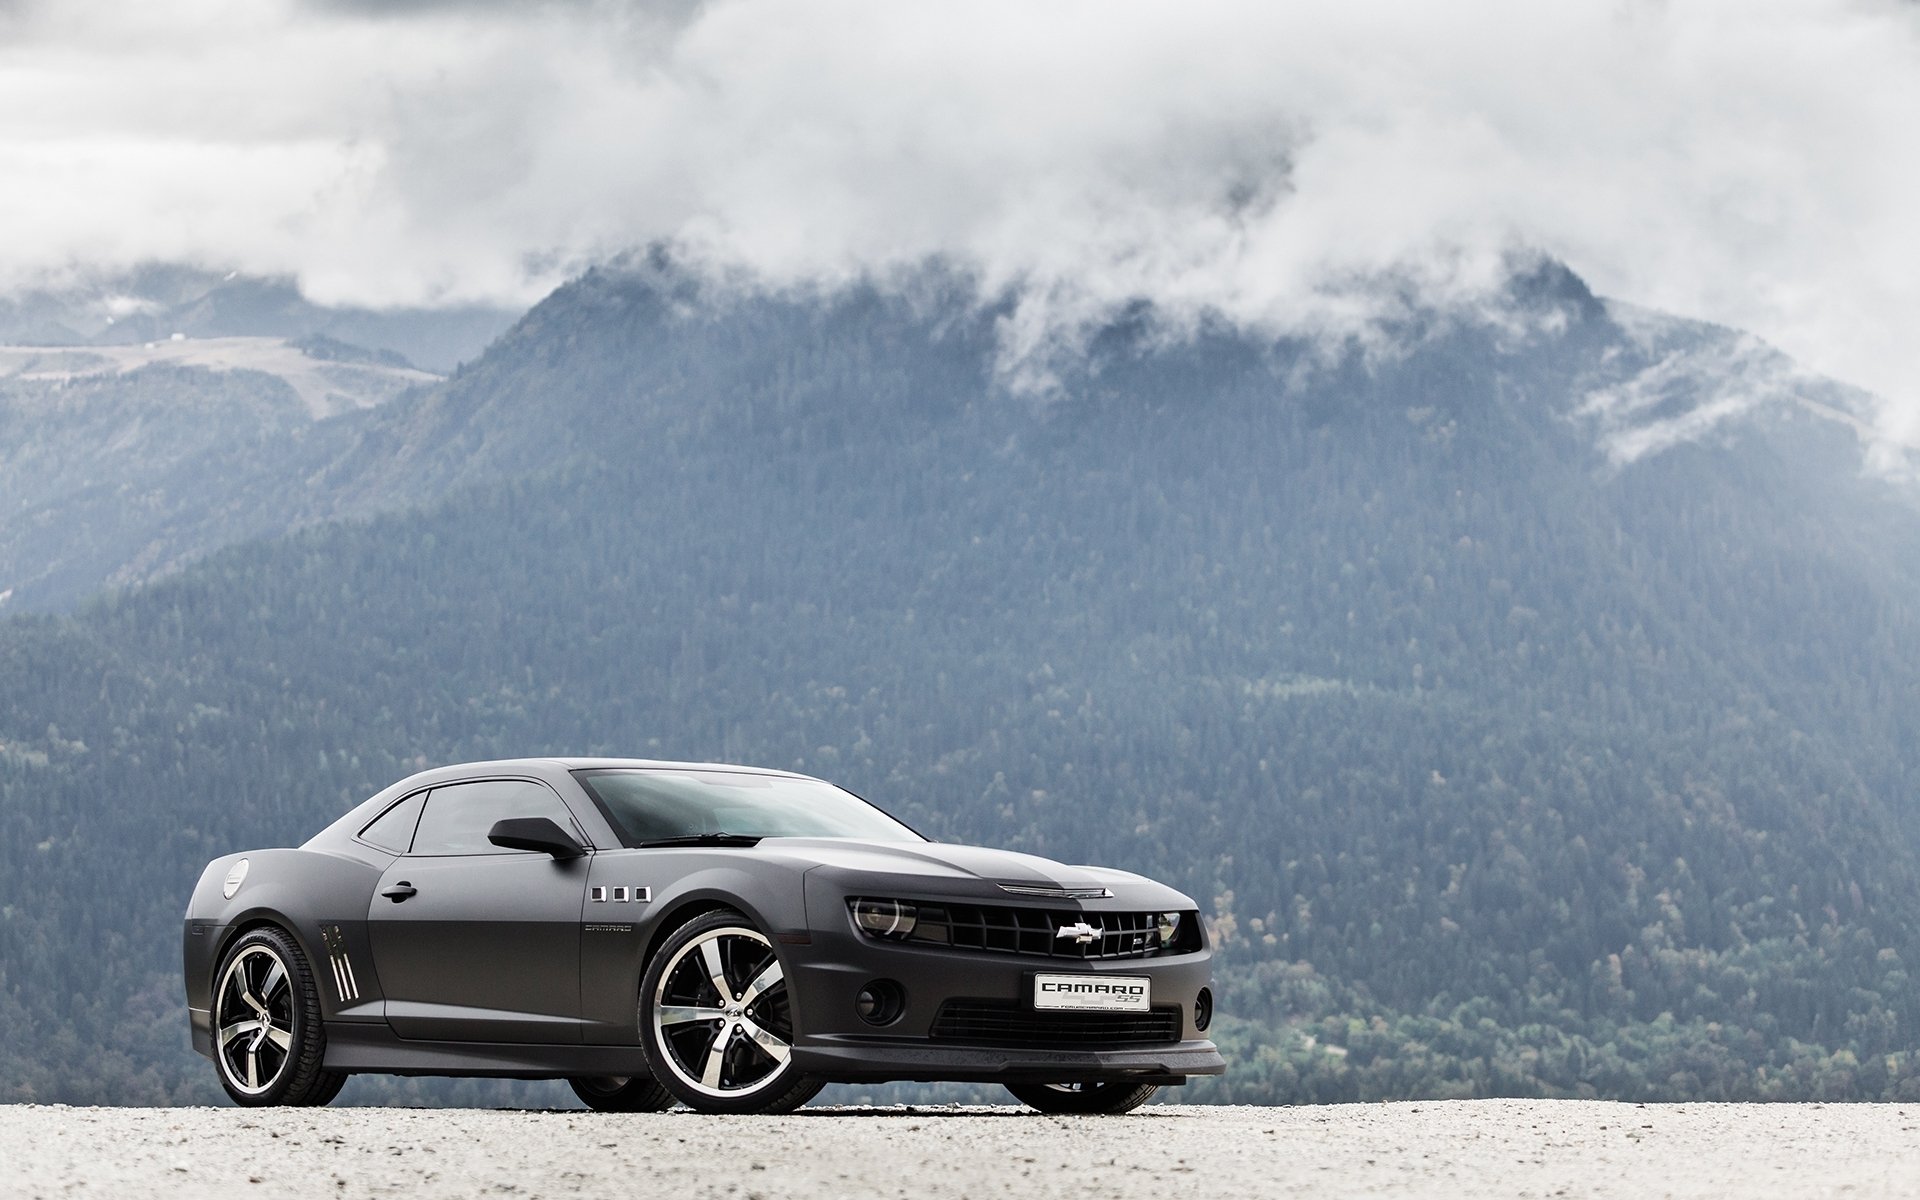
[584,923,634,933]
[1056,921,1104,945]
[590,886,652,903]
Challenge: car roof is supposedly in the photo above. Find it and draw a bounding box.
[304,757,824,851]
[453,756,812,778]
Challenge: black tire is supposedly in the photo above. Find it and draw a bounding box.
[309,1072,350,1107]
[638,909,823,1114]
[210,926,345,1106]
[569,1073,676,1112]
[1006,1081,1160,1114]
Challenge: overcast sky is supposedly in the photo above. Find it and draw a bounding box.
[3,0,1917,428]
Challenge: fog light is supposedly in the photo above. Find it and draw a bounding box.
[850,898,917,939]
[1194,987,1213,1032]
[855,980,905,1026]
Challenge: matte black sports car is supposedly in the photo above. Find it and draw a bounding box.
[183,758,1224,1113]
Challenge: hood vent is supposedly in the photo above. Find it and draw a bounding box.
[998,884,1111,900]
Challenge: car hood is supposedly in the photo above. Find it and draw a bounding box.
[761,838,1193,908]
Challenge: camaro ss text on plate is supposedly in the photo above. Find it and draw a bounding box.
[1034,974,1152,1012]
[181,758,1224,1113]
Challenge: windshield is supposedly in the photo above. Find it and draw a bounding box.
[574,769,923,846]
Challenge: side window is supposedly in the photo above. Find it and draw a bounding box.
[409,780,580,856]
[358,790,428,853]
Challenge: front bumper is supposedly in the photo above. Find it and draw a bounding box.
[789,877,1224,1085]
[183,918,225,1060]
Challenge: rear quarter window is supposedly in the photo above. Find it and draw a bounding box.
[357,790,427,853]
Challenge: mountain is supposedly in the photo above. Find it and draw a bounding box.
[0,265,518,374]
[5,261,1920,1105]
[0,269,528,611]
[0,338,436,610]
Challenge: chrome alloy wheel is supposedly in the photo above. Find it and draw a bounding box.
[213,944,296,1096]
[649,926,794,1099]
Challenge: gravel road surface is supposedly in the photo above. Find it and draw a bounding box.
[3,1100,1916,1199]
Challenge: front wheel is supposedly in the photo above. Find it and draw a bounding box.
[1006,1081,1159,1114]
[210,926,344,1106]
[638,909,823,1114]
[568,1074,675,1112]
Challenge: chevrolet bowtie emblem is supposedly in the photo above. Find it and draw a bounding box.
[1056,921,1104,945]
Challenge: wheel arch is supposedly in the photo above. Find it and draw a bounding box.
[211,911,313,985]
[633,863,808,974]
[640,895,753,970]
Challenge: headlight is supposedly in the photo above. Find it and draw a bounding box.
[850,898,918,939]
[1156,911,1181,948]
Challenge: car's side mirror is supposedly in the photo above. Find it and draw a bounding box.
[487,817,585,859]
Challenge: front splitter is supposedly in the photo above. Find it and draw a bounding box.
[791,1035,1225,1085]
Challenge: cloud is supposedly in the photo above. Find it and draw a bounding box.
[3,0,1920,431]
[1577,307,1818,467]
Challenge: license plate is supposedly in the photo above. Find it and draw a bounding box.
[1033,973,1151,1012]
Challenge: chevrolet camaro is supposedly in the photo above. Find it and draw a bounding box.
[182,758,1224,1113]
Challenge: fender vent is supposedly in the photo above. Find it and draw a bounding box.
[319,924,360,1004]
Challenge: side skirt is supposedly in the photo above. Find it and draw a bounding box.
[323,1023,648,1078]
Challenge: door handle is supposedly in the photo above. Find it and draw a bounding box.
[381,882,418,902]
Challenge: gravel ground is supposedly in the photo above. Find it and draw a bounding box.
[3,1100,1917,1199]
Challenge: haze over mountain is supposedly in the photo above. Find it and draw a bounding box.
[0,266,517,373]
[4,258,1920,1105]
[0,267,521,609]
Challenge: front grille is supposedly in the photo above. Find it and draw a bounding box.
[930,1000,1183,1047]
[903,903,1193,960]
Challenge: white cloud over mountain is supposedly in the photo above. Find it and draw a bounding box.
[3,1,1917,430]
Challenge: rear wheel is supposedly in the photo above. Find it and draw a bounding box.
[1006,1081,1159,1114]
[309,1072,350,1106]
[568,1073,675,1112]
[210,926,344,1106]
[639,910,822,1114]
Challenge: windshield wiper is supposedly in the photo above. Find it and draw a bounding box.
[637,832,764,848]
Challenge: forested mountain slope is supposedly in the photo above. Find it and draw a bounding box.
[4,263,1920,1104]
[0,346,445,610]
[0,268,521,610]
